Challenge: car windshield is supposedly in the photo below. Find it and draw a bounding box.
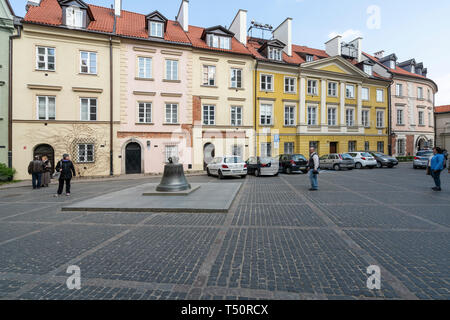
[260,157,273,164]
[292,154,306,161]
[341,154,353,160]
[417,151,433,157]
[373,153,385,157]
[224,157,243,163]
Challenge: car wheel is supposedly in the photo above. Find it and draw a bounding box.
[286,167,292,174]
[333,164,340,171]
[255,169,260,177]
[206,168,212,176]
[376,161,382,168]
[218,170,224,180]
[355,162,362,169]
[413,166,417,169]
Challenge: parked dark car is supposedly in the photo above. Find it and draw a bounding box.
[279,154,308,174]
[366,151,399,168]
[246,157,279,177]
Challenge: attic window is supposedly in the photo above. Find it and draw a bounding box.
[66,6,84,28]
[306,55,314,62]
[206,34,231,50]
[268,47,282,61]
[363,64,373,76]
[411,65,415,73]
[390,60,395,69]
[150,21,163,38]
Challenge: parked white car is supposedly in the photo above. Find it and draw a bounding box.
[348,152,377,169]
[206,156,247,179]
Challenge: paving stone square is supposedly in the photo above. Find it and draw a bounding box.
[0,164,449,300]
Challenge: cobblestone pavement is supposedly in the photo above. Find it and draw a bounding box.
[0,164,448,300]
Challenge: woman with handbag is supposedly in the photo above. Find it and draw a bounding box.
[41,155,52,187]
[429,147,445,192]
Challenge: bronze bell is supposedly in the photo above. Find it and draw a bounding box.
[156,157,191,192]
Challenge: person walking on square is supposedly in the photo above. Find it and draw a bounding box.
[54,154,76,197]
[308,147,320,191]
[27,156,44,190]
[430,147,445,192]
[41,155,52,188]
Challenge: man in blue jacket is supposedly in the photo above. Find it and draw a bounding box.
[430,147,445,192]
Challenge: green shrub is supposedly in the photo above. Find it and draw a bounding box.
[397,156,414,162]
[0,163,16,182]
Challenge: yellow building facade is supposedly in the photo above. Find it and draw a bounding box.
[297,56,390,156]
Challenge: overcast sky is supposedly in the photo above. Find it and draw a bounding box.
[9,0,450,105]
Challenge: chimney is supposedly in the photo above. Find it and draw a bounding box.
[26,0,41,12]
[374,50,384,59]
[176,0,189,32]
[273,18,292,56]
[229,9,247,46]
[348,37,363,62]
[325,35,341,57]
[114,0,122,17]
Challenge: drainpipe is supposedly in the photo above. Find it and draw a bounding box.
[254,60,259,156]
[109,36,114,176]
[387,84,392,155]
[8,23,22,169]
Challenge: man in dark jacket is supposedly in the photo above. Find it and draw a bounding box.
[308,147,320,191]
[28,156,44,189]
[54,154,76,196]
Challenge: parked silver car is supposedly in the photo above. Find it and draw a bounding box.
[413,150,434,169]
[319,153,355,171]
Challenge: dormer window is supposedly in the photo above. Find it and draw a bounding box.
[146,11,168,38]
[150,21,163,38]
[390,60,395,69]
[411,65,415,73]
[202,26,234,50]
[306,54,314,62]
[363,64,373,76]
[66,7,83,28]
[206,34,231,50]
[268,47,282,61]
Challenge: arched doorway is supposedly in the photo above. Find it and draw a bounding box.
[417,137,428,151]
[34,144,55,173]
[203,143,215,170]
[125,142,142,174]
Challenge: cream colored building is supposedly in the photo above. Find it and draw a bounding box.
[13,2,121,180]
[187,10,255,170]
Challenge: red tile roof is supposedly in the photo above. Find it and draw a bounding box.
[186,25,252,55]
[24,0,62,26]
[246,37,303,64]
[435,105,450,113]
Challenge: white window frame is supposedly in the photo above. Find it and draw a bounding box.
[137,56,152,79]
[327,106,337,126]
[328,82,337,97]
[376,110,385,128]
[361,87,369,101]
[377,141,385,153]
[203,105,215,125]
[80,51,97,74]
[396,83,403,97]
[66,6,83,28]
[80,98,97,121]
[348,141,357,152]
[260,103,273,126]
[230,106,242,126]
[418,87,423,99]
[165,103,178,124]
[165,59,179,80]
[376,89,384,102]
[77,144,95,163]
[137,102,152,123]
[346,84,355,99]
[165,145,178,163]
[36,46,55,71]
[361,109,370,128]
[307,105,317,126]
[284,105,296,126]
[397,139,406,155]
[306,55,314,62]
[150,21,164,38]
[202,65,216,86]
[206,34,231,50]
[231,145,243,158]
[418,110,425,125]
[284,142,294,154]
[268,47,282,61]
[307,79,318,95]
[37,96,56,120]
[261,142,272,157]
[260,74,273,91]
[363,64,373,76]
[397,109,404,125]
[346,108,355,127]
[230,68,242,88]
[284,77,296,93]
